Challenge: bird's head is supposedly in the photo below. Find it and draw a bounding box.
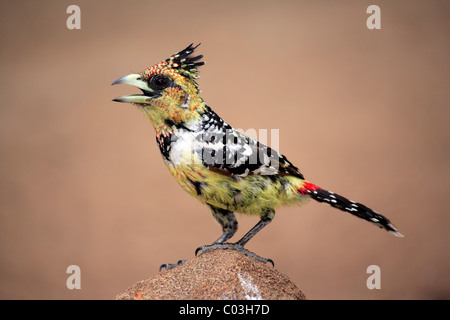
[112,44,206,135]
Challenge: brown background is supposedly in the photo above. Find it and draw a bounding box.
[0,0,449,299]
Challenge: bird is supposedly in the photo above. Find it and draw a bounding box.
[112,44,403,269]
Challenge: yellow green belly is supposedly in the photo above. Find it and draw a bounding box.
[167,163,310,215]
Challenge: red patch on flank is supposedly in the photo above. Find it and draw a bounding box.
[298,182,321,195]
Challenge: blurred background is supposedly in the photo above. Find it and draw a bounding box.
[0,0,449,299]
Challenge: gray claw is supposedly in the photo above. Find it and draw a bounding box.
[194,243,274,266]
[159,259,187,272]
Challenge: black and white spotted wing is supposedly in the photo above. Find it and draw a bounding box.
[196,107,305,179]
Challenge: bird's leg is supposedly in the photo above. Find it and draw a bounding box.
[196,209,275,266]
[235,210,274,247]
[209,206,238,244]
[159,206,237,271]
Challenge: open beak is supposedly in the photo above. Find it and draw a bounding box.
[111,73,155,104]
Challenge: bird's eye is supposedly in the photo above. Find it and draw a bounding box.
[149,75,170,90]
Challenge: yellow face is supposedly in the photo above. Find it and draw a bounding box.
[112,44,206,135]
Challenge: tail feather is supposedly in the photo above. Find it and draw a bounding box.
[305,186,404,237]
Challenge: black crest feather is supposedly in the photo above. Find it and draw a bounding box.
[166,43,204,79]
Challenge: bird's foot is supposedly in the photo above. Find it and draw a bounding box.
[159,259,187,272]
[195,243,274,266]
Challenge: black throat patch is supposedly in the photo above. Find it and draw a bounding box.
[156,133,176,161]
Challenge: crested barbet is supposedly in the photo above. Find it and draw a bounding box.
[112,44,403,268]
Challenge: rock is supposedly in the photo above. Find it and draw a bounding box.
[115,249,306,300]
